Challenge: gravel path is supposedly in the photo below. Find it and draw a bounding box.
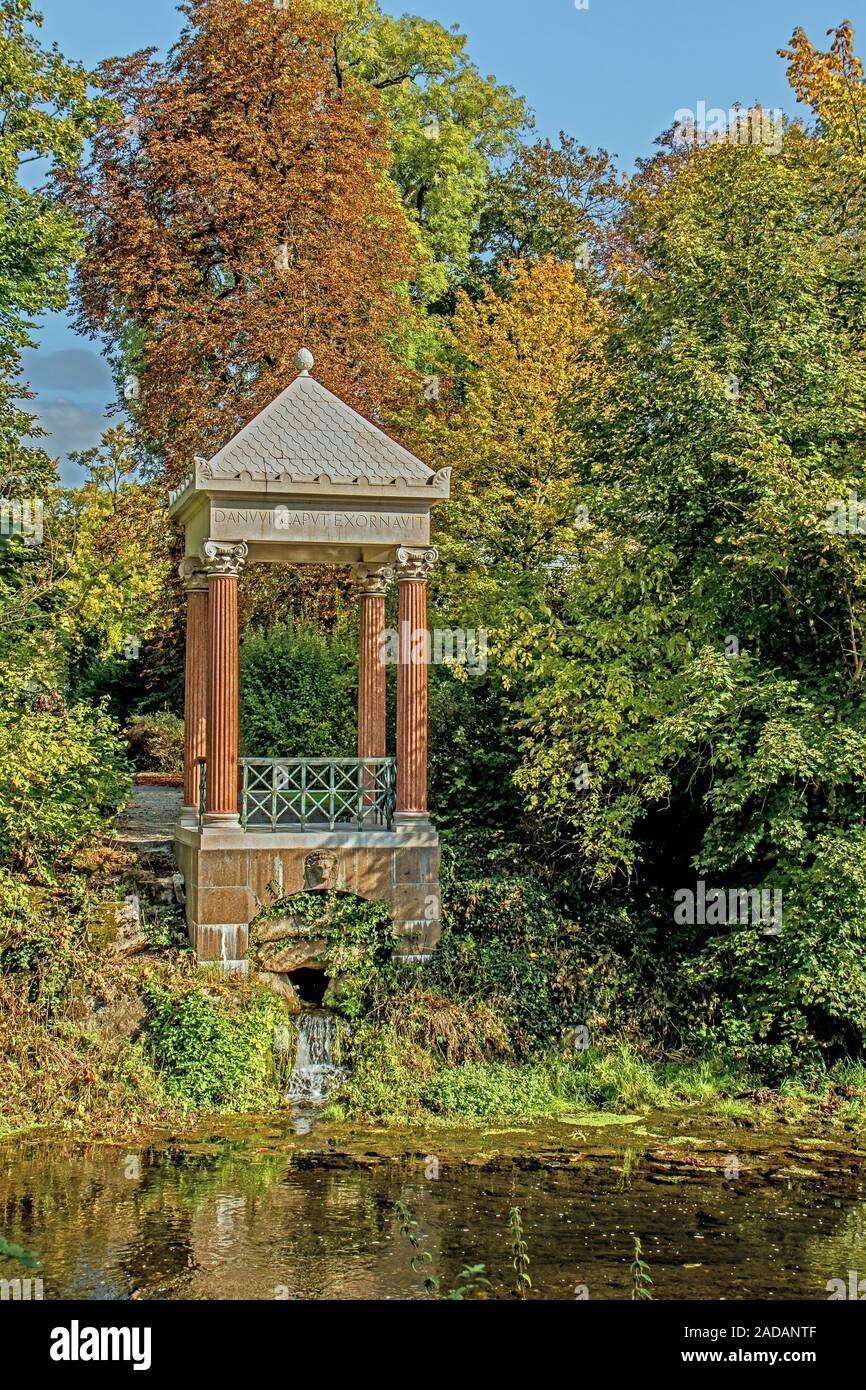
[116,783,184,854]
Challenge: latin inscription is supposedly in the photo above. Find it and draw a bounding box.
[211,506,428,545]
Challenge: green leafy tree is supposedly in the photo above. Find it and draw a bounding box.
[0,663,130,874]
[240,622,357,758]
[317,0,530,302]
[510,72,866,1068]
[517,114,866,873]
[469,133,621,292]
[59,425,172,703]
[420,26,866,1074]
[0,0,111,493]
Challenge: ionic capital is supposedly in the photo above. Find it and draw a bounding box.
[178,558,209,593]
[395,547,438,583]
[200,540,249,578]
[355,563,395,598]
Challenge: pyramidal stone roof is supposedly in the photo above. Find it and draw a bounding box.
[179,351,450,501]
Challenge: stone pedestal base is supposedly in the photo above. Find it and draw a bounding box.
[174,825,441,973]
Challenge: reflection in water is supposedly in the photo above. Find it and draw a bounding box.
[1,1131,864,1300]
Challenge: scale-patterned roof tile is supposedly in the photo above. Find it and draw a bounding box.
[201,370,432,486]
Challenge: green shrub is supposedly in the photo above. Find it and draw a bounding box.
[427,875,569,1055]
[335,1020,434,1118]
[125,712,184,773]
[421,1061,565,1117]
[240,623,356,758]
[672,831,866,1083]
[439,831,531,886]
[0,869,80,1014]
[552,891,676,1055]
[429,670,523,833]
[0,673,131,872]
[142,983,285,1110]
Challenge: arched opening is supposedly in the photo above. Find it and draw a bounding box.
[250,883,386,1013]
[288,966,329,1008]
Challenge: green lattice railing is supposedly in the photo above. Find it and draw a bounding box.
[242,757,396,831]
[197,756,397,831]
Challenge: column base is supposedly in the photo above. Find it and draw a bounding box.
[393,811,434,833]
[179,803,200,829]
[202,811,241,830]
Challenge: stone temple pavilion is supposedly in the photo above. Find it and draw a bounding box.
[168,349,450,974]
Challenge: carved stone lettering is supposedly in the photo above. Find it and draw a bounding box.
[209,506,429,546]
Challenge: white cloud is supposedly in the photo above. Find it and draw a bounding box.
[25,400,112,485]
[20,347,113,394]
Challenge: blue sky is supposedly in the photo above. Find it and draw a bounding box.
[25,0,865,480]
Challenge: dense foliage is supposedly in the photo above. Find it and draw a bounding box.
[62,0,423,485]
[143,982,285,1110]
[240,623,357,758]
[125,712,184,774]
[4,5,866,1131]
[251,890,395,1018]
[0,0,111,494]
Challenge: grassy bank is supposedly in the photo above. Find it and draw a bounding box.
[327,1017,866,1131]
[4,845,866,1143]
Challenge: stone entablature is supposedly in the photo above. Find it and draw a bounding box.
[170,468,451,505]
[209,502,431,549]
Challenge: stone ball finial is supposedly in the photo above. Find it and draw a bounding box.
[294,347,314,375]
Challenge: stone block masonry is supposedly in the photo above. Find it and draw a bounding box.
[174,828,441,971]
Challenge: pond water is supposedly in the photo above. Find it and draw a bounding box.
[1,1113,864,1300]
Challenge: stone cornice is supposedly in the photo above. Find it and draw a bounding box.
[197,464,453,492]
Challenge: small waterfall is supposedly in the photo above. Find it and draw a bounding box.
[286,1011,347,1105]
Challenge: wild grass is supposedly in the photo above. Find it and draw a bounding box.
[333,1031,866,1129]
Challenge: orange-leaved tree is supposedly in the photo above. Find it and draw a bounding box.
[417,255,614,596]
[62,0,424,486]
[780,21,865,178]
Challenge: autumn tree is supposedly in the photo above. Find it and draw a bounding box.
[422,256,612,587]
[410,256,616,837]
[779,22,866,259]
[780,21,865,169]
[64,0,423,486]
[60,425,172,671]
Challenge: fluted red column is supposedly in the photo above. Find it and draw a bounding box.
[179,561,209,821]
[201,541,248,823]
[396,547,437,817]
[356,566,392,759]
